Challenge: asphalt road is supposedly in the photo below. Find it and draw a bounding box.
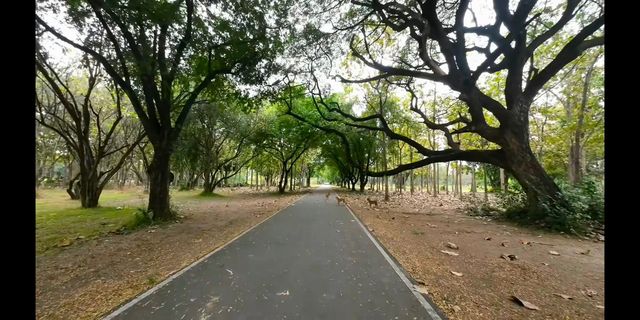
[105,186,444,320]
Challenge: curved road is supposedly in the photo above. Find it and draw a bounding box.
[105,186,445,320]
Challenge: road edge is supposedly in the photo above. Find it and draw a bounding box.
[344,202,448,320]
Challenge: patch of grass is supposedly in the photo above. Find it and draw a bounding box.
[36,206,142,254]
[412,230,425,235]
[36,188,150,254]
[146,276,158,286]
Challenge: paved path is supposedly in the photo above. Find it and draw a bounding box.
[105,186,444,320]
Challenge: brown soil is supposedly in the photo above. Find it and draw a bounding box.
[340,190,604,320]
[36,188,305,320]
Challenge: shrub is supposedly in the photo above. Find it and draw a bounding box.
[495,176,604,233]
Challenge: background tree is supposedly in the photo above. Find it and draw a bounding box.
[36,50,144,207]
[36,0,291,219]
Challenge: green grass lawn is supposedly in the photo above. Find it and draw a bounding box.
[35,189,148,254]
[35,188,230,254]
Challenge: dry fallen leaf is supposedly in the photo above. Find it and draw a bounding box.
[511,296,540,310]
[450,271,463,277]
[414,284,429,295]
[577,249,591,255]
[446,242,459,250]
[541,262,549,266]
[553,293,573,300]
[583,289,597,297]
[596,305,604,309]
[501,241,509,247]
[485,237,492,241]
[441,250,459,256]
[452,305,462,312]
[521,240,532,245]
[549,250,560,256]
[276,290,289,296]
[501,254,518,261]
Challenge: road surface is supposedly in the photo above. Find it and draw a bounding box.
[105,186,444,320]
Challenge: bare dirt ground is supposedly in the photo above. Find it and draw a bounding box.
[36,187,305,320]
[339,190,604,320]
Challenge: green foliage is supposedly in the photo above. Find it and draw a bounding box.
[497,176,604,233]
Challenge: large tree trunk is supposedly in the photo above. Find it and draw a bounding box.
[502,134,571,221]
[359,174,367,192]
[202,171,215,194]
[147,149,174,220]
[79,168,101,208]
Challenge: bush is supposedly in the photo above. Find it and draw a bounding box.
[496,176,604,233]
[130,208,154,228]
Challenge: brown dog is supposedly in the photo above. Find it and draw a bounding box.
[366,197,378,207]
[336,195,346,205]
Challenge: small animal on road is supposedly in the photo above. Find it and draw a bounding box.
[336,195,346,205]
[366,197,378,207]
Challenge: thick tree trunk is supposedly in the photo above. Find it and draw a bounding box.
[502,136,571,221]
[202,172,215,194]
[79,168,101,208]
[358,174,367,192]
[147,149,174,220]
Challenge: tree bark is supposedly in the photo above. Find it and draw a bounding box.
[502,134,571,220]
[147,148,173,220]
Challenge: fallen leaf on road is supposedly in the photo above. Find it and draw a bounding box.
[553,293,573,300]
[276,290,289,296]
[226,269,233,276]
[577,249,591,255]
[596,305,604,309]
[582,289,597,297]
[441,250,459,256]
[485,237,492,240]
[521,240,531,245]
[450,271,463,277]
[541,262,549,266]
[511,296,540,310]
[549,251,560,256]
[446,242,459,250]
[501,241,509,247]
[452,305,461,312]
[414,284,429,295]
